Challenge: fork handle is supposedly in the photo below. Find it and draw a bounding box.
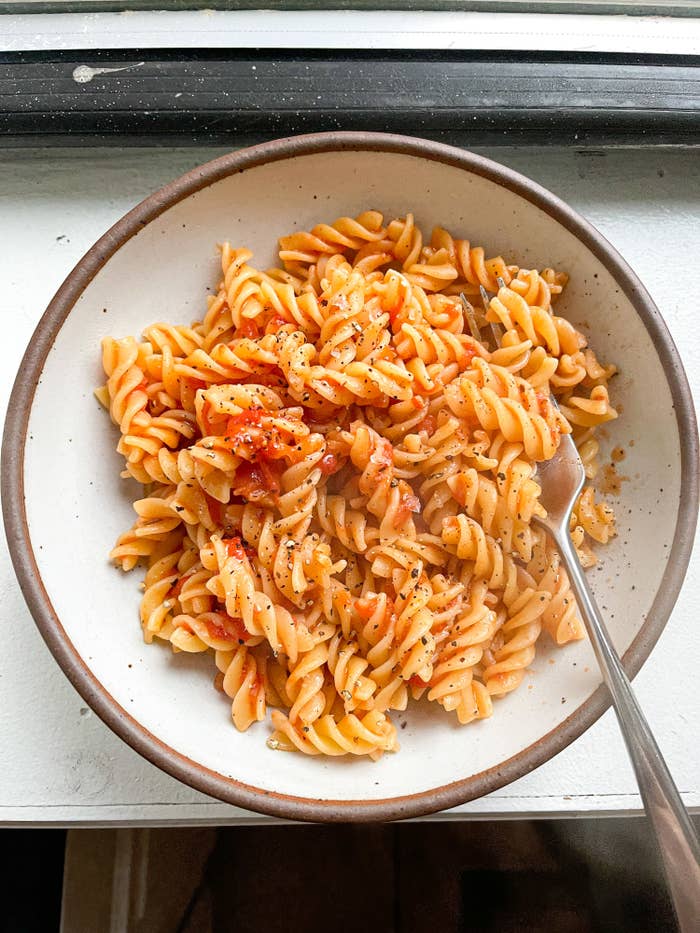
[553,529,700,931]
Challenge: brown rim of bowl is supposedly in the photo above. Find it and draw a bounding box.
[2,132,698,823]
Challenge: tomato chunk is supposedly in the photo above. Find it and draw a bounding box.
[206,495,223,526]
[233,459,284,500]
[409,674,431,690]
[223,409,290,461]
[319,452,341,476]
[265,315,291,335]
[394,487,421,526]
[237,317,260,339]
[205,613,250,644]
[222,536,247,561]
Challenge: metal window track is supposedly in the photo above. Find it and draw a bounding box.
[2,2,699,14]
[1,50,698,147]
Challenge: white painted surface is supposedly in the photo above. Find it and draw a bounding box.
[22,146,682,806]
[2,10,700,55]
[1,146,698,825]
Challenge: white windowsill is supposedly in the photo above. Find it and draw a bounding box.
[1,145,698,827]
[1,10,699,55]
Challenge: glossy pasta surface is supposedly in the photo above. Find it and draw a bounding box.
[98,212,618,759]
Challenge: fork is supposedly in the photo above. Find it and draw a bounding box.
[461,284,700,931]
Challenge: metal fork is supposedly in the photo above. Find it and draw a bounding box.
[462,283,700,931]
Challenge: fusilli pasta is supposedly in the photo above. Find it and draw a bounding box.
[99,211,618,759]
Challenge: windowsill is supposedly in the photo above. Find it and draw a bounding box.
[1,9,699,55]
[1,143,699,825]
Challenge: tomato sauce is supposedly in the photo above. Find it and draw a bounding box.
[224,409,289,462]
[535,391,551,418]
[206,495,223,526]
[205,613,250,644]
[319,452,341,476]
[237,317,260,339]
[233,459,284,499]
[370,438,393,469]
[355,594,396,639]
[395,490,421,525]
[355,595,379,620]
[409,674,430,690]
[226,409,264,433]
[168,572,192,601]
[417,414,437,436]
[222,535,247,561]
[265,315,291,334]
[387,304,404,327]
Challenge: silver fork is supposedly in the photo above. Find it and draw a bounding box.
[462,283,700,931]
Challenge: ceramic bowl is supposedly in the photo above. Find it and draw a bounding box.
[3,133,697,821]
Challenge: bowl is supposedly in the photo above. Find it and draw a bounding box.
[3,132,697,821]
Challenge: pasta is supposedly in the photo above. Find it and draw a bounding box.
[98,212,618,759]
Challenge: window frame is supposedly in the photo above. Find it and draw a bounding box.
[1,47,698,147]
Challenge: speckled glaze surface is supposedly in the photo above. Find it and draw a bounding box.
[2,133,697,822]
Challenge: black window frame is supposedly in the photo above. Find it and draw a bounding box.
[1,48,699,148]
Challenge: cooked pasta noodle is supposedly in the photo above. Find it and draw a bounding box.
[99,211,619,759]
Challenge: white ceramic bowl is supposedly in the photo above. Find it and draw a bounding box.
[3,133,697,821]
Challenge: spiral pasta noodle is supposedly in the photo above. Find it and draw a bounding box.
[99,211,619,758]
